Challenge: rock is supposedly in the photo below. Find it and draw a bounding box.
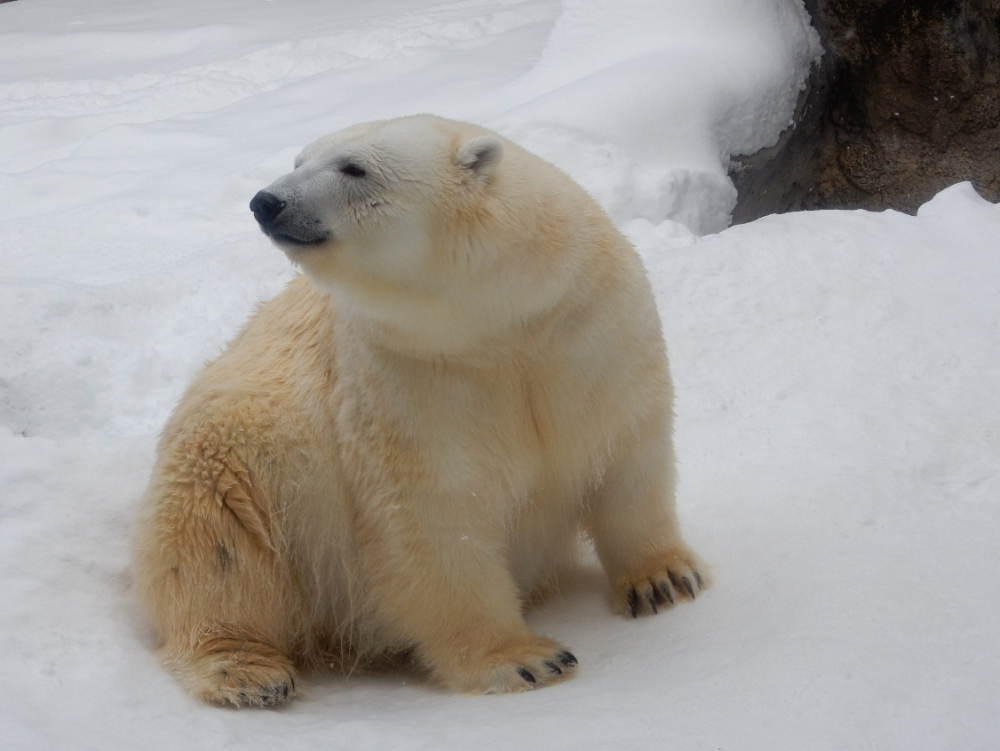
[731,0,1000,222]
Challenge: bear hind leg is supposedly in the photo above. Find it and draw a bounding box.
[134,448,306,706]
[166,635,298,707]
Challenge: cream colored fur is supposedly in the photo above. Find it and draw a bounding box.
[131,115,707,706]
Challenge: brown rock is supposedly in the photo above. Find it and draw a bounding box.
[731,0,1000,222]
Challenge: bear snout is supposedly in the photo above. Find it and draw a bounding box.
[250,190,329,247]
[250,190,286,228]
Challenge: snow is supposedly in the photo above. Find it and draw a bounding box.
[1,0,998,748]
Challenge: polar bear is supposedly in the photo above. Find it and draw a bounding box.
[132,115,706,706]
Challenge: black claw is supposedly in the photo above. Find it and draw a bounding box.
[682,576,696,599]
[659,581,674,605]
[627,587,639,618]
[646,591,658,614]
[694,570,704,591]
[517,667,536,684]
[544,661,562,675]
[557,651,578,667]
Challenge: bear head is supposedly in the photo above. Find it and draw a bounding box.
[250,115,603,355]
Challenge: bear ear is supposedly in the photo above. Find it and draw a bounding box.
[458,136,504,177]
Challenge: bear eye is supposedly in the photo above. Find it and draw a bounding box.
[340,163,367,178]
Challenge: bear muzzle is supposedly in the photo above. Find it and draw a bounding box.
[250,190,329,247]
[250,190,286,226]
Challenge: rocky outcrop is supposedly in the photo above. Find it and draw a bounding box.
[731,0,1000,222]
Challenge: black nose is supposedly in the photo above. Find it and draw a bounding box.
[249,191,286,227]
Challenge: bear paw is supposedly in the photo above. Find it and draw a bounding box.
[173,638,298,707]
[614,549,708,618]
[435,636,578,694]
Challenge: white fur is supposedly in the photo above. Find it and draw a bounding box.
[131,115,707,705]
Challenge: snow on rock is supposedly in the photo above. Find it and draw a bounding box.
[1,0,998,748]
[491,0,821,233]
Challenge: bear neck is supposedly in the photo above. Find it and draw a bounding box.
[327,280,582,366]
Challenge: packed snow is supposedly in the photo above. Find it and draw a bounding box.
[2,0,998,748]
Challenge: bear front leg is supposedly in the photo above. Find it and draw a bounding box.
[355,497,577,693]
[586,408,709,618]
